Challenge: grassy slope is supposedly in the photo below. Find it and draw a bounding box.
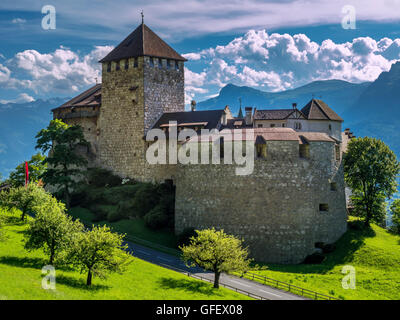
[0,209,250,300]
[68,207,178,248]
[251,221,400,300]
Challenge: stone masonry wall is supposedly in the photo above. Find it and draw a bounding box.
[174,140,347,264]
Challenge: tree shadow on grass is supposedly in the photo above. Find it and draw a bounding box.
[0,256,74,272]
[157,277,223,297]
[254,223,376,275]
[3,215,25,226]
[56,274,110,291]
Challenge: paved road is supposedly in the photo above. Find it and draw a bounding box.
[124,241,304,300]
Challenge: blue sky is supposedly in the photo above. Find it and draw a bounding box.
[1,0,400,105]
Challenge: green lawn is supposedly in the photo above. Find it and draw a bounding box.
[250,220,400,300]
[0,208,250,300]
[68,207,178,249]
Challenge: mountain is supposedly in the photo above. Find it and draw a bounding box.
[197,80,371,116]
[197,72,400,158]
[0,97,68,178]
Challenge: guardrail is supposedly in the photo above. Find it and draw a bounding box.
[165,264,267,300]
[240,271,339,300]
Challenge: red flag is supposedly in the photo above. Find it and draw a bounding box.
[25,161,29,187]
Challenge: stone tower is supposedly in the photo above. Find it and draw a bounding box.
[98,22,187,180]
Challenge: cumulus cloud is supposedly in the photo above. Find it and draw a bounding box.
[4,45,113,94]
[183,30,400,98]
[0,93,35,104]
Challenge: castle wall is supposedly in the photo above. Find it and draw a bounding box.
[174,140,347,264]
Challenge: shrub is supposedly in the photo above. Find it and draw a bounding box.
[86,168,122,187]
[177,227,197,247]
[132,183,160,218]
[303,252,326,264]
[106,206,126,223]
[116,199,136,219]
[144,205,169,229]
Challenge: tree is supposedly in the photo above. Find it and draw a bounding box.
[9,153,47,187]
[390,199,400,234]
[67,225,132,286]
[35,119,89,208]
[24,196,84,265]
[0,184,51,221]
[180,228,252,289]
[344,137,400,226]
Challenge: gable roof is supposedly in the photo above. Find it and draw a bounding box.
[254,109,295,120]
[99,23,187,63]
[52,84,101,112]
[301,99,343,122]
[151,110,225,131]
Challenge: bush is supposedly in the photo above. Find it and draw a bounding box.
[177,227,197,247]
[303,252,326,264]
[144,205,169,229]
[86,168,122,188]
[132,183,160,218]
[116,199,136,219]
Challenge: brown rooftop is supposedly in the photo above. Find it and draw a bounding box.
[301,99,343,122]
[99,23,187,63]
[52,84,101,112]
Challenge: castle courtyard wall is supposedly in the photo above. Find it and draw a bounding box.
[174,140,347,264]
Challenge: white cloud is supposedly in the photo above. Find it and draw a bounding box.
[184,30,400,96]
[5,45,113,94]
[1,1,400,41]
[182,53,201,61]
[11,18,26,24]
[0,93,35,104]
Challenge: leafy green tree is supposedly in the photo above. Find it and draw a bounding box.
[35,119,89,208]
[8,153,47,187]
[0,184,51,221]
[390,199,400,234]
[24,196,84,265]
[67,225,132,286]
[180,228,252,289]
[344,137,400,226]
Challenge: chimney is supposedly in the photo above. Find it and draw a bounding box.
[245,107,253,126]
[191,100,196,112]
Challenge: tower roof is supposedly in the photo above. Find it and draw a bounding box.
[301,99,343,122]
[99,23,187,63]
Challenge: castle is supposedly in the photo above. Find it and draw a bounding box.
[52,22,348,264]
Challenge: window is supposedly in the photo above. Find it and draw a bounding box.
[335,145,341,161]
[116,61,120,71]
[330,182,337,191]
[299,144,310,159]
[282,123,285,127]
[256,144,267,158]
[175,61,179,71]
[107,62,111,72]
[134,58,138,68]
[295,122,302,130]
[319,204,329,212]
[124,59,129,70]
[329,124,332,131]
[258,124,263,128]
[167,60,171,69]
[158,59,163,68]
[149,57,154,67]
[270,124,276,128]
